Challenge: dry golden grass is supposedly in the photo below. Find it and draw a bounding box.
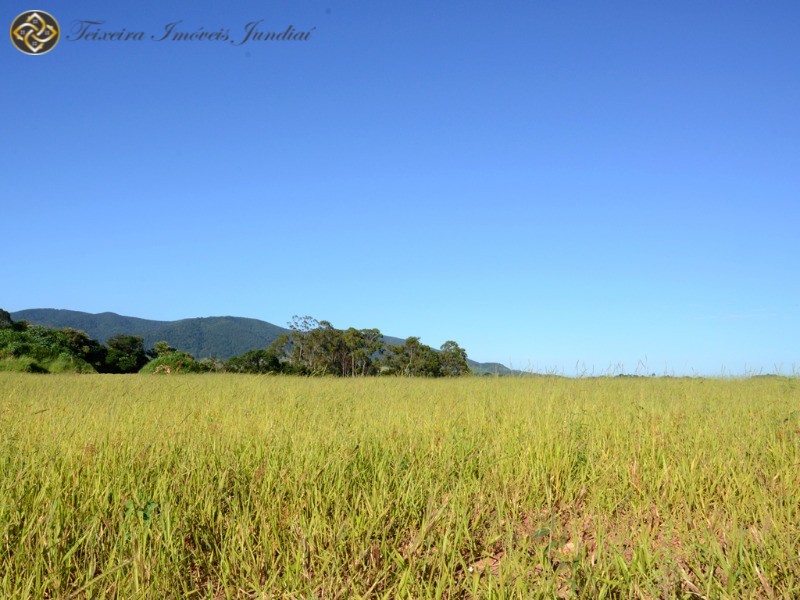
[1,373,799,598]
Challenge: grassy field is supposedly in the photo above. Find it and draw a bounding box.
[1,373,799,598]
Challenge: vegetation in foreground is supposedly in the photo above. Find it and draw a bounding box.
[1,374,799,598]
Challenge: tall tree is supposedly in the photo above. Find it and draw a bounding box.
[382,337,442,377]
[226,349,282,374]
[59,328,107,372]
[339,328,383,377]
[439,341,471,376]
[105,334,148,373]
[152,341,175,358]
[355,328,383,376]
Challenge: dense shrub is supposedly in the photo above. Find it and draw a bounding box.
[139,351,203,374]
[0,325,97,373]
[225,349,282,374]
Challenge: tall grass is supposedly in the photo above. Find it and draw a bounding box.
[1,374,798,598]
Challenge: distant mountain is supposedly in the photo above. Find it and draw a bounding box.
[10,308,515,375]
[10,309,287,360]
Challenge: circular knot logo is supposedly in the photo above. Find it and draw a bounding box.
[10,10,60,55]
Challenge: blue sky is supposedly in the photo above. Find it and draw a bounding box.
[3,1,798,375]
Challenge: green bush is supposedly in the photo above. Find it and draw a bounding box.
[0,326,98,373]
[0,357,48,373]
[139,351,203,374]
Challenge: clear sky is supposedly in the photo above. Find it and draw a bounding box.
[3,1,799,375]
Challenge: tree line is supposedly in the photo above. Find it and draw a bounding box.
[0,310,471,376]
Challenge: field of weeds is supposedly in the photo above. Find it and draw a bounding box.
[1,373,799,598]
